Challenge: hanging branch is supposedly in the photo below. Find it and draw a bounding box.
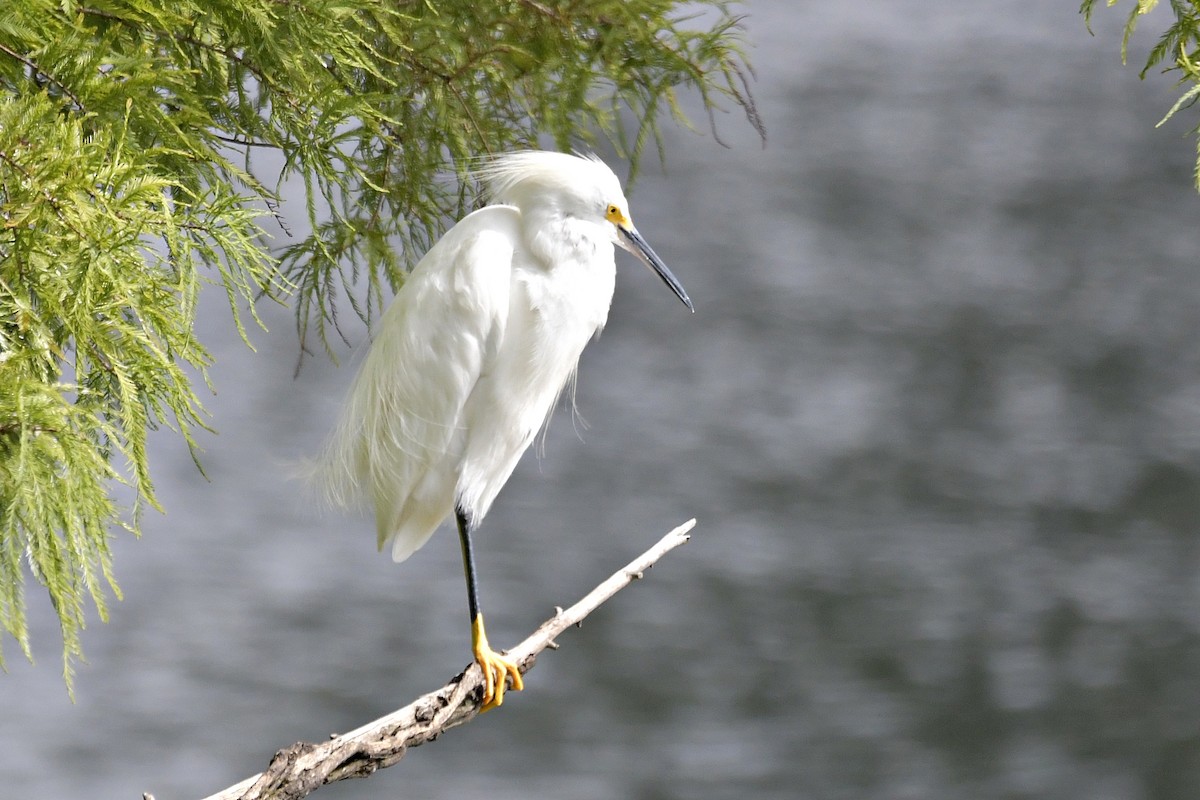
[168,518,696,800]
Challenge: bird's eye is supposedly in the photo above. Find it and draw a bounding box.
[605,205,624,224]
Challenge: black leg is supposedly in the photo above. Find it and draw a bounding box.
[456,506,482,623]
[454,506,523,709]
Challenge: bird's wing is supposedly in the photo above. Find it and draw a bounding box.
[315,205,520,559]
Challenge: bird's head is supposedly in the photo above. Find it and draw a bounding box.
[477,151,693,311]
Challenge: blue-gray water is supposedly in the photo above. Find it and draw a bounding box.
[6,3,1200,798]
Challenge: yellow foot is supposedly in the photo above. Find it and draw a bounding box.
[472,614,524,711]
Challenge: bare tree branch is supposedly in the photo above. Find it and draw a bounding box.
[181,518,697,800]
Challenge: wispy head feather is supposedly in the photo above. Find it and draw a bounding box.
[474,151,621,208]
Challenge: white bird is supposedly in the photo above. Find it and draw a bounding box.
[316,151,692,710]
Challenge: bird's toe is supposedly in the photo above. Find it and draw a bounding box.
[476,646,523,711]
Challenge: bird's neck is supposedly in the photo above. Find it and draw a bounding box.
[522,208,611,269]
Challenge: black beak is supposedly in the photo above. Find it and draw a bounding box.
[617,225,694,312]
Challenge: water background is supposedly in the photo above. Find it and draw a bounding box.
[6,2,1200,798]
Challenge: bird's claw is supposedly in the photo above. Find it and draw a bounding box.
[472,613,523,711]
[476,645,523,711]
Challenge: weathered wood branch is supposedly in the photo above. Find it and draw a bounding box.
[182,518,696,800]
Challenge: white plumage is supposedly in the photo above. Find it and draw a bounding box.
[313,150,691,709]
[317,151,690,561]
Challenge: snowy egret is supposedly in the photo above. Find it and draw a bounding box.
[316,150,691,710]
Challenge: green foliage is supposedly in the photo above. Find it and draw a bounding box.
[1082,0,1200,187]
[0,0,759,686]
[277,0,764,353]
